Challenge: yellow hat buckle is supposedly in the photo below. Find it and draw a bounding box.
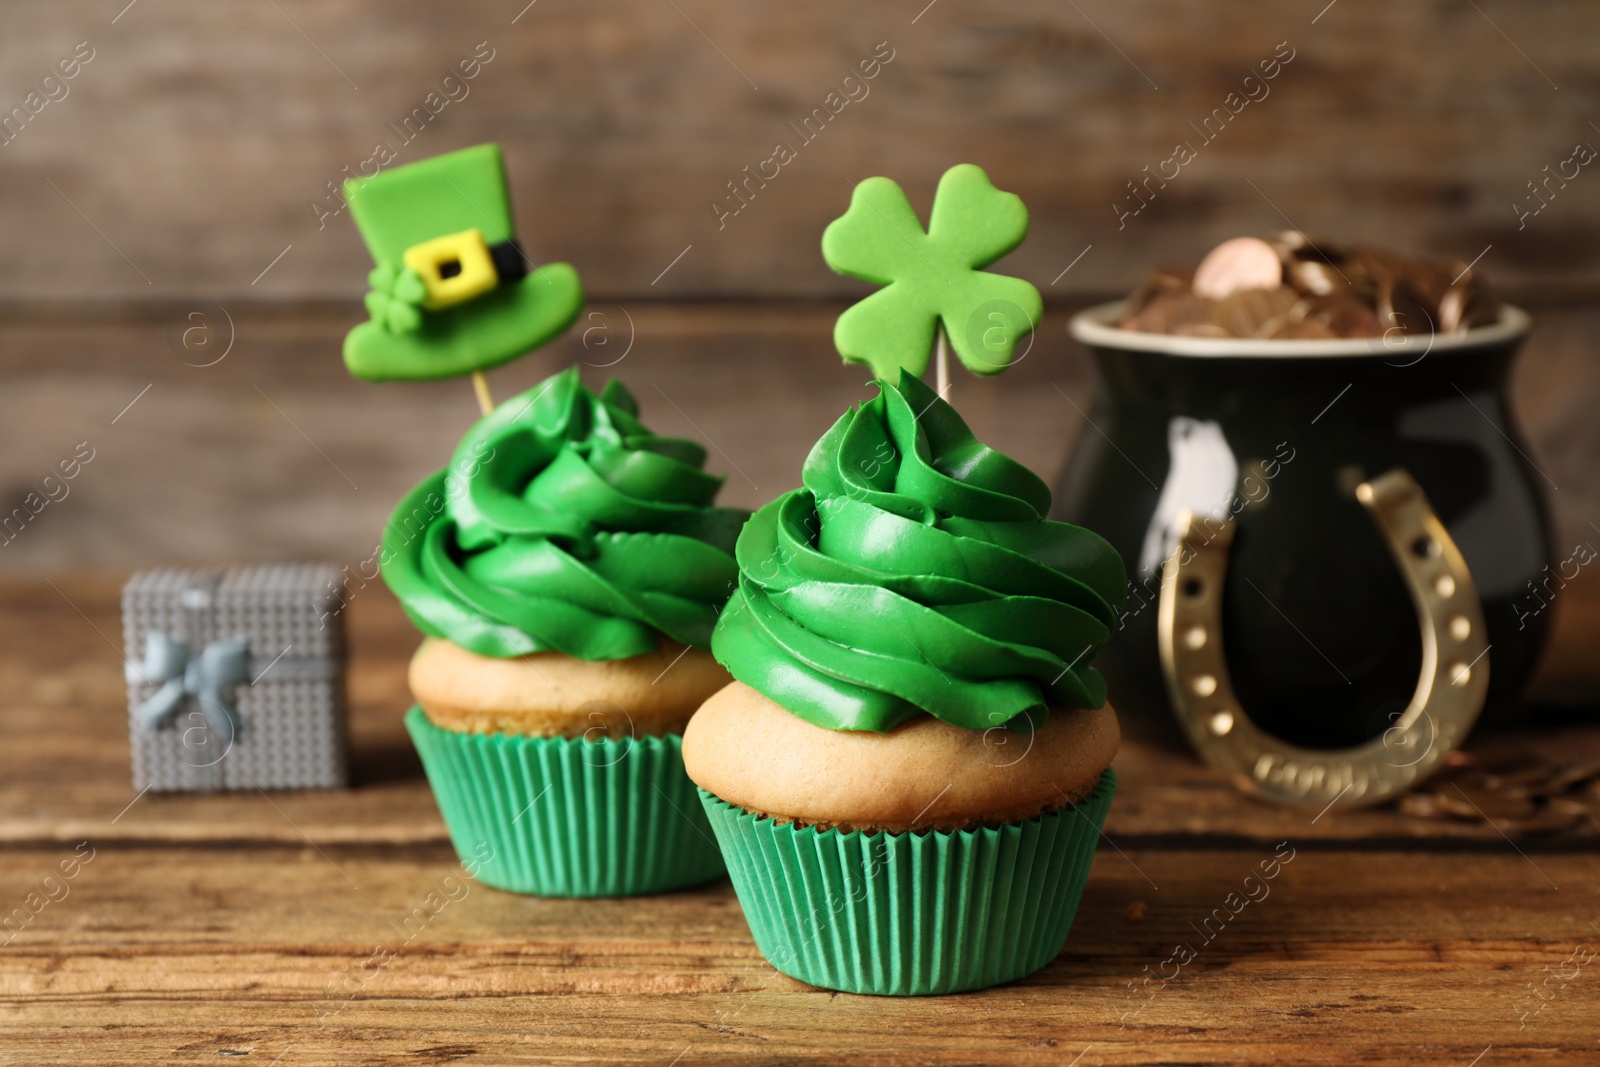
[403,228,498,310]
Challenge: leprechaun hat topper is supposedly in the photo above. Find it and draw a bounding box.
[342,143,584,382]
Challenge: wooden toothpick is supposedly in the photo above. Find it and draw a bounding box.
[934,327,950,401]
[471,371,494,416]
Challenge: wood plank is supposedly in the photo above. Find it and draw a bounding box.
[2,574,1597,850]
[2,846,1596,1064]
[0,302,1090,571]
[3,300,1600,577]
[2,2,1597,302]
[0,573,439,846]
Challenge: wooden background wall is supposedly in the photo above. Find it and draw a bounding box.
[1,0,1597,573]
[3,0,1595,302]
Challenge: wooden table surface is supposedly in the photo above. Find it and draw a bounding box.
[2,575,1598,1066]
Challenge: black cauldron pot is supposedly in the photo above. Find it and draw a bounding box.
[1054,302,1553,806]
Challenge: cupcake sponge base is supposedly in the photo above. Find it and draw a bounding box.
[700,769,1115,996]
[407,706,724,897]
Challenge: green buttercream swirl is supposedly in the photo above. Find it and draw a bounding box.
[381,367,748,660]
[712,372,1126,732]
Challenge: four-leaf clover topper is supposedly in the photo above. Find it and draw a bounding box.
[821,164,1043,384]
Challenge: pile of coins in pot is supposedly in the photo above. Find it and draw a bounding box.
[1398,749,1600,835]
[1118,232,1500,340]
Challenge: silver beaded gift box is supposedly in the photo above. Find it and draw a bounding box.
[123,564,348,792]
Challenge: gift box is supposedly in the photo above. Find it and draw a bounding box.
[123,564,348,792]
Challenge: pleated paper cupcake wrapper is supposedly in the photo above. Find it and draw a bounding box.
[701,768,1116,996]
[406,706,724,898]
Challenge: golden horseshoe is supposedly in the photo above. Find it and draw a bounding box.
[1158,469,1489,809]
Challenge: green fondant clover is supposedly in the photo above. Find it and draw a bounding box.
[363,261,428,335]
[821,163,1043,380]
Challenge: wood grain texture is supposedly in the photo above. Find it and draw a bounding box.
[3,300,1600,576]
[0,302,1089,572]
[2,577,1600,1063]
[1,1,1596,302]
[2,846,1598,1065]
[1,574,1595,849]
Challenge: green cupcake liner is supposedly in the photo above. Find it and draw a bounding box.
[406,707,725,897]
[700,768,1116,996]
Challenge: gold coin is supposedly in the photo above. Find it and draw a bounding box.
[1437,785,1536,821]
[1399,792,1443,818]
[1500,799,1585,835]
[1550,761,1600,791]
[1193,237,1284,300]
[1217,287,1300,338]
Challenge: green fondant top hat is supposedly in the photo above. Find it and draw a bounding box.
[342,143,584,382]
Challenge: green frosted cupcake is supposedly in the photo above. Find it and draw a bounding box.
[684,372,1127,993]
[382,367,749,896]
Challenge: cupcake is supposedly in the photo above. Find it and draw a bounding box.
[384,367,749,896]
[684,371,1126,994]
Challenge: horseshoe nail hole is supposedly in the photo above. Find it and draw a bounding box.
[1446,660,1471,686]
[1182,577,1205,598]
[1434,574,1456,599]
[1192,674,1218,698]
[1449,614,1472,641]
[1411,535,1438,560]
[1183,625,1208,650]
[1208,710,1235,736]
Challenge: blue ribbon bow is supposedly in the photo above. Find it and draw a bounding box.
[130,631,248,746]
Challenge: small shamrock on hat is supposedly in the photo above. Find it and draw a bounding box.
[363,261,428,335]
[821,163,1042,381]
